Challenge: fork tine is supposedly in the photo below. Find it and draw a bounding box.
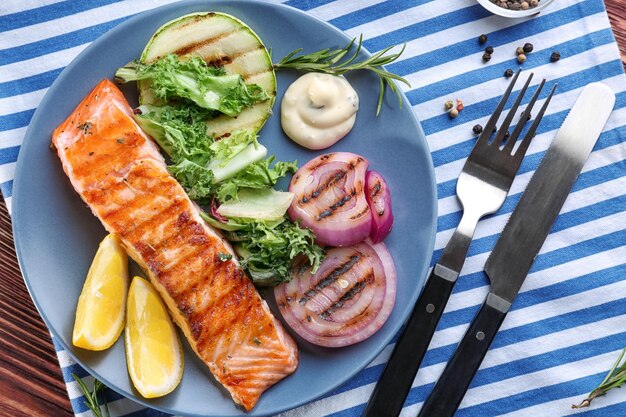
[476,69,521,145]
[492,73,534,147]
[504,78,546,153]
[514,83,558,157]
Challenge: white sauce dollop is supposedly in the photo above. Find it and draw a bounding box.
[281,73,359,150]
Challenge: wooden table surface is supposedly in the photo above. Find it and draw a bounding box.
[1,2,625,416]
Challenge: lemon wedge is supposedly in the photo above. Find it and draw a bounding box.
[125,276,183,398]
[73,234,128,351]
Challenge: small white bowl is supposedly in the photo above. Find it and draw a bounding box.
[476,0,555,18]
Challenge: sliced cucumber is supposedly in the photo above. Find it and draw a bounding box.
[139,12,276,137]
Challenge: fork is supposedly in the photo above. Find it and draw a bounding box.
[362,70,552,417]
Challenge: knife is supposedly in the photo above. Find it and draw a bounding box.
[417,82,615,417]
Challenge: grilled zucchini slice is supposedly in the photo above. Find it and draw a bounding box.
[139,12,276,137]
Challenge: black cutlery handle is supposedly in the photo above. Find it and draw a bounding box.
[417,294,508,417]
[362,265,456,417]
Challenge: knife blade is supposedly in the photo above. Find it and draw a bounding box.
[417,82,615,417]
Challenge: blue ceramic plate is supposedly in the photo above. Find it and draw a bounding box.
[12,1,437,416]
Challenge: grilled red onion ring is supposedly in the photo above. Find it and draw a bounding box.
[275,239,396,348]
[288,152,371,247]
[365,170,393,243]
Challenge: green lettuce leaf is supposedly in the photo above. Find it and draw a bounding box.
[134,104,213,165]
[216,188,294,221]
[215,156,298,202]
[227,218,324,286]
[207,131,268,184]
[168,159,215,202]
[115,54,269,116]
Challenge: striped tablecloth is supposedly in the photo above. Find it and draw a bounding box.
[2,0,626,416]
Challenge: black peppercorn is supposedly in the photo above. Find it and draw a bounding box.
[473,124,483,134]
[504,68,514,78]
[482,53,492,62]
[550,51,561,62]
[133,108,142,115]
[485,46,494,54]
[523,43,534,53]
[479,34,488,44]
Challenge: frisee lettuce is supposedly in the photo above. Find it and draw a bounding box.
[135,104,213,165]
[168,159,214,201]
[200,212,324,286]
[115,54,269,116]
[233,220,324,286]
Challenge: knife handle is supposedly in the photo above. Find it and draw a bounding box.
[362,266,456,417]
[417,294,508,417]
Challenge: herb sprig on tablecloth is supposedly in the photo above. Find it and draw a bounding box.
[573,348,626,408]
[72,374,110,417]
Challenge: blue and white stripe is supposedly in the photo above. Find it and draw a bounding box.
[2,0,626,415]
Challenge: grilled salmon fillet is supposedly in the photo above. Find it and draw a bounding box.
[52,79,298,410]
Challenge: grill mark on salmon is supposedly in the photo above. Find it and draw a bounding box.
[196,281,245,342]
[137,222,219,298]
[90,182,178,232]
[178,262,231,313]
[178,261,233,307]
[159,247,216,299]
[159,240,212,275]
[123,200,188,246]
[152,222,208,271]
[52,79,298,411]
[131,206,197,257]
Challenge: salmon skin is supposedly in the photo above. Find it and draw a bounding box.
[52,79,298,410]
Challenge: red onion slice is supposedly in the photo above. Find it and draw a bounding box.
[275,239,396,348]
[288,152,371,247]
[209,197,228,223]
[365,170,394,243]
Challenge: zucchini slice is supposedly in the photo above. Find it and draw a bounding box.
[139,12,276,137]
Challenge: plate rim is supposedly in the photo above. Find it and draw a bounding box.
[11,1,438,415]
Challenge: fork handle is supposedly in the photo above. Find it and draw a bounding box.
[417,295,507,417]
[361,265,456,417]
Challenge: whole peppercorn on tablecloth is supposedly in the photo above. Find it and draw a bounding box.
[2,0,626,416]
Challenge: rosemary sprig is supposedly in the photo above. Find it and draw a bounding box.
[274,35,410,116]
[573,347,626,409]
[72,374,111,417]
